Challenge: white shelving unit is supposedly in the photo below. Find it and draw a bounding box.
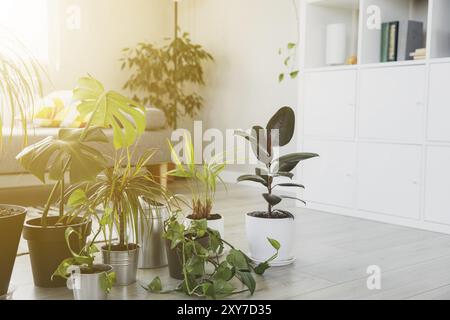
[298,0,450,234]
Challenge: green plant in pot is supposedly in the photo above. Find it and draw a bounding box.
[16,76,145,287]
[67,150,170,286]
[146,216,279,299]
[0,33,43,297]
[167,133,226,238]
[235,106,319,266]
[52,212,116,300]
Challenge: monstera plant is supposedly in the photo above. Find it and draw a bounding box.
[235,106,318,266]
[16,76,146,288]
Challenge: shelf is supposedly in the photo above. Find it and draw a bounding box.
[307,0,359,10]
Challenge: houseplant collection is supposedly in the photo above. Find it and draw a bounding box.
[236,106,319,265]
[167,133,226,238]
[0,32,43,297]
[16,76,147,287]
[146,216,280,299]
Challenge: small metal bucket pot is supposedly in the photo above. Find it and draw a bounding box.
[138,200,169,269]
[69,264,113,300]
[102,246,139,286]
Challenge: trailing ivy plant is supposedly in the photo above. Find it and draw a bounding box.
[235,107,319,219]
[52,213,116,293]
[145,217,279,299]
[121,31,214,128]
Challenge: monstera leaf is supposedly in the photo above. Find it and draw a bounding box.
[274,152,319,173]
[74,76,146,149]
[17,127,108,183]
[266,106,295,147]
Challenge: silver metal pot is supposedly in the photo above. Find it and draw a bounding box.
[69,264,113,300]
[102,246,139,286]
[138,200,169,269]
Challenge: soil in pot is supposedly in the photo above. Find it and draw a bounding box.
[0,205,26,296]
[165,235,209,280]
[23,216,91,288]
[247,210,293,219]
[186,213,222,221]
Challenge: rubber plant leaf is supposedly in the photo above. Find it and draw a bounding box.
[266,106,295,147]
[274,152,319,173]
[234,130,270,163]
[262,193,282,206]
[16,127,108,183]
[74,76,145,149]
[251,125,271,164]
[237,174,268,187]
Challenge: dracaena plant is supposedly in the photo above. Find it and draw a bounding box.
[235,107,319,218]
[145,217,279,299]
[167,133,226,220]
[16,76,145,227]
[64,150,171,249]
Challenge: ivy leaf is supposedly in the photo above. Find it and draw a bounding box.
[226,249,250,271]
[284,57,291,66]
[100,271,116,294]
[67,189,87,207]
[185,255,205,276]
[278,73,285,83]
[214,262,234,282]
[236,271,256,295]
[253,262,270,275]
[290,71,299,79]
[268,238,281,250]
[287,42,296,49]
[147,276,162,293]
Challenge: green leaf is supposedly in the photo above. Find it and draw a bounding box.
[275,152,319,173]
[214,262,234,281]
[266,107,295,147]
[237,174,268,187]
[226,249,249,271]
[274,183,305,189]
[74,76,146,149]
[236,271,256,295]
[281,195,306,206]
[52,257,76,280]
[284,57,291,66]
[278,73,285,83]
[287,42,296,49]
[290,71,299,79]
[147,277,162,293]
[100,271,116,294]
[253,262,270,275]
[17,127,108,183]
[185,255,205,276]
[68,189,86,207]
[267,238,281,250]
[263,193,282,206]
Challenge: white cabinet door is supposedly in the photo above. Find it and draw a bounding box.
[425,146,450,225]
[427,63,450,142]
[357,143,422,219]
[359,66,425,142]
[304,70,356,139]
[302,140,356,208]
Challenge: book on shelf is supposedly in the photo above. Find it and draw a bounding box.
[398,20,424,61]
[410,48,426,60]
[387,21,399,62]
[380,22,390,62]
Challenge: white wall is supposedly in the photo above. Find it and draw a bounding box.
[177,0,301,171]
[44,0,171,93]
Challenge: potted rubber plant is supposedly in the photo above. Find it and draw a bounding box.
[235,106,319,266]
[67,150,170,286]
[16,76,145,287]
[0,34,43,297]
[146,216,280,299]
[167,133,226,238]
[52,212,116,300]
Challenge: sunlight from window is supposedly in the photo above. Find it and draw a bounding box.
[0,0,49,61]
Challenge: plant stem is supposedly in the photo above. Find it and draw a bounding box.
[173,1,179,129]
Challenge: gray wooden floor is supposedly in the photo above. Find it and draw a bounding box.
[9,183,450,300]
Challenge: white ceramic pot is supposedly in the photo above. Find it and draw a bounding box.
[246,214,295,266]
[185,215,224,238]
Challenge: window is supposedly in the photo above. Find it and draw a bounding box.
[0,0,49,61]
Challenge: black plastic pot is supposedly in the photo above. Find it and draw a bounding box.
[0,205,26,296]
[165,236,209,280]
[23,216,91,288]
